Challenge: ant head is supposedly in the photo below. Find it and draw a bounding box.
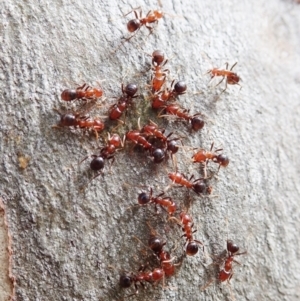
[137,192,150,205]
[119,273,133,288]
[90,156,105,171]
[216,154,229,167]
[174,81,187,94]
[227,240,239,254]
[124,83,138,97]
[152,148,165,164]
[186,241,199,256]
[152,50,165,65]
[191,117,205,131]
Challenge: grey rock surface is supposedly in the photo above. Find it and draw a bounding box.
[0,0,300,300]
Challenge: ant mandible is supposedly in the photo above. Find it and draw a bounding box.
[168,172,212,195]
[208,62,241,95]
[219,240,247,282]
[109,83,138,120]
[61,83,103,102]
[138,188,177,215]
[192,142,229,176]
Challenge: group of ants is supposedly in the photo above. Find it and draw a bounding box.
[54,7,245,300]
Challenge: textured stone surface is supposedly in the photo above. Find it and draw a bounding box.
[0,0,300,301]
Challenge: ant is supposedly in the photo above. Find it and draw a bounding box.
[148,234,176,277]
[83,133,123,178]
[168,172,212,195]
[162,104,205,131]
[138,188,177,215]
[208,62,241,95]
[159,80,187,101]
[119,267,165,296]
[61,83,103,102]
[140,120,180,156]
[219,240,247,282]
[54,110,105,138]
[192,142,229,176]
[125,8,164,41]
[109,83,138,120]
[151,50,169,92]
[126,130,166,164]
[176,211,203,256]
[149,80,187,110]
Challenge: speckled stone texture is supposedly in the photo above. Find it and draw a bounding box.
[0,0,300,301]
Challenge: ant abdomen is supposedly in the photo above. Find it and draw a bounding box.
[124,83,138,97]
[216,154,229,167]
[61,89,77,101]
[119,273,133,288]
[191,117,205,131]
[127,19,141,32]
[152,50,165,65]
[186,241,199,256]
[151,148,165,163]
[60,113,77,126]
[174,81,187,94]
[138,192,150,205]
[90,156,105,171]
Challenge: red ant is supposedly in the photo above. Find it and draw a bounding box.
[138,188,177,215]
[178,211,203,256]
[119,267,165,296]
[150,80,187,109]
[192,143,229,175]
[140,120,180,156]
[109,83,138,120]
[83,133,123,178]
[148,234,176,277]
[168,172,212,195]
[54,110,105,137]
[61,83,103,101]
[126,130,166,164]
[125,8,163,40]
[208,62,241,95]
[151,50,168,92]
[219,240,247,282]
[160,80,187,101]
[162,104,205,131]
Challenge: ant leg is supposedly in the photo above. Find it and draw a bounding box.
[219,78,228,95]
[200,278,214,291]
[123,6,141,17]
[214,76,225,88]
[230,62,238,71]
